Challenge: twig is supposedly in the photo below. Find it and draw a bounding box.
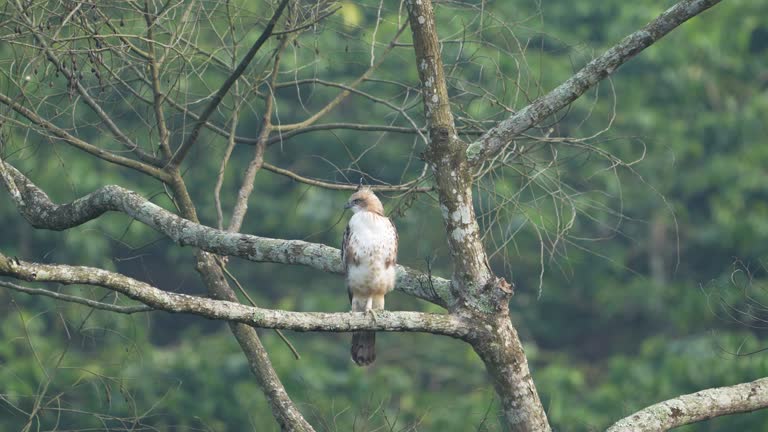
[466,0,724,165]
[0,92,171,181]
[0,281,152,314]
[262,162,432,192]
[271,22,409,133]
[218,262,302,360]
[170,0,291,166]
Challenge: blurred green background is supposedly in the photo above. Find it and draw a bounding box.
[1,0,767,430]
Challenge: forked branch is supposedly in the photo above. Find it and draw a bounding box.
[0,159,452,307]
[169,0,291,166]
[465,0,723,166]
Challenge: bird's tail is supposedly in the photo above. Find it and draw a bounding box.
[350,295,383,366]
[351,331,375,366]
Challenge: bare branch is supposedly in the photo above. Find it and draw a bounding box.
[0,93,171,181]
[262,162,432,192]
[216,34,305,361]
[0,253,469,337]
[194,251,314,431]
[265,123,425,146]
[214,99,240,229]
[169,0,291,167]
[161,92,425,146]
[11,1,161,166]
[227,33,290,233]
[608,377,768,432]
[465,0,723,166]
[272,4,342,36]
[273,78,427,142]
[271,23,409,133]
[143,4,173,160]
[0,160,452,307]
[0,280,152,314]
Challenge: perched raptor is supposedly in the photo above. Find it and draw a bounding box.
[341,186,398,366]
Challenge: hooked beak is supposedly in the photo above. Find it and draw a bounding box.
[344,202,353,210]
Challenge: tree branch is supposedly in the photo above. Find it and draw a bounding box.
[11,1,161,166]
[0,159,452,307]
[407,0,493,302]
[262,162,432,192]
[465,0,723,166]
[271,23,409,133]
[607,377,768,432]
[143,5,173,160]
[194,250,315,431]
[227,33,289,233]
[169,0,290,167]
[265,123,424,146]
[0,280,152,314]
[0,93,171,182]
[406,1,549,431]
[273,78,427,142]
[164,93,425,146]
[0,252,469,338]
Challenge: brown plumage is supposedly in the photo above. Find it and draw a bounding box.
[341,186,398,366]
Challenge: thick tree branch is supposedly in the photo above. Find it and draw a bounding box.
[0,160,452,307]
[406,1,549,431]
[407,0,494,305]
[465,0,723,166]
[0,252,470,338]
[169,0,290,167]
[194,250,315,431]
[607,377,768,432]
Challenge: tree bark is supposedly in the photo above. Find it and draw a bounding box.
[0,161,452,307]
[406,1,550,430]
[170,172,317,432]
[608,377,768,432]
[0,251,470,337]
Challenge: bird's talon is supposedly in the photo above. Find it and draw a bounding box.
[368,309,378,324]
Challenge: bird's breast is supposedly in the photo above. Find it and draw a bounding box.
[347,261,396,295]
[345,212,397,295]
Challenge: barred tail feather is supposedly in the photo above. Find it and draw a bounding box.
[351,331,376,366]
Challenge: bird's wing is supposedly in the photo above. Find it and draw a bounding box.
[342,223,354,303]
[341,223,351,272]
[385,217,398,268]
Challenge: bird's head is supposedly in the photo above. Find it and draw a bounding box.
[344,186,384,215]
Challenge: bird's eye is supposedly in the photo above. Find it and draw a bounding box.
[353,199,362,204]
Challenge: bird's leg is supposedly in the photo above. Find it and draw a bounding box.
[364,297,378,324]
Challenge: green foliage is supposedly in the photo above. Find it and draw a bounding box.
[1,0,768,431]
